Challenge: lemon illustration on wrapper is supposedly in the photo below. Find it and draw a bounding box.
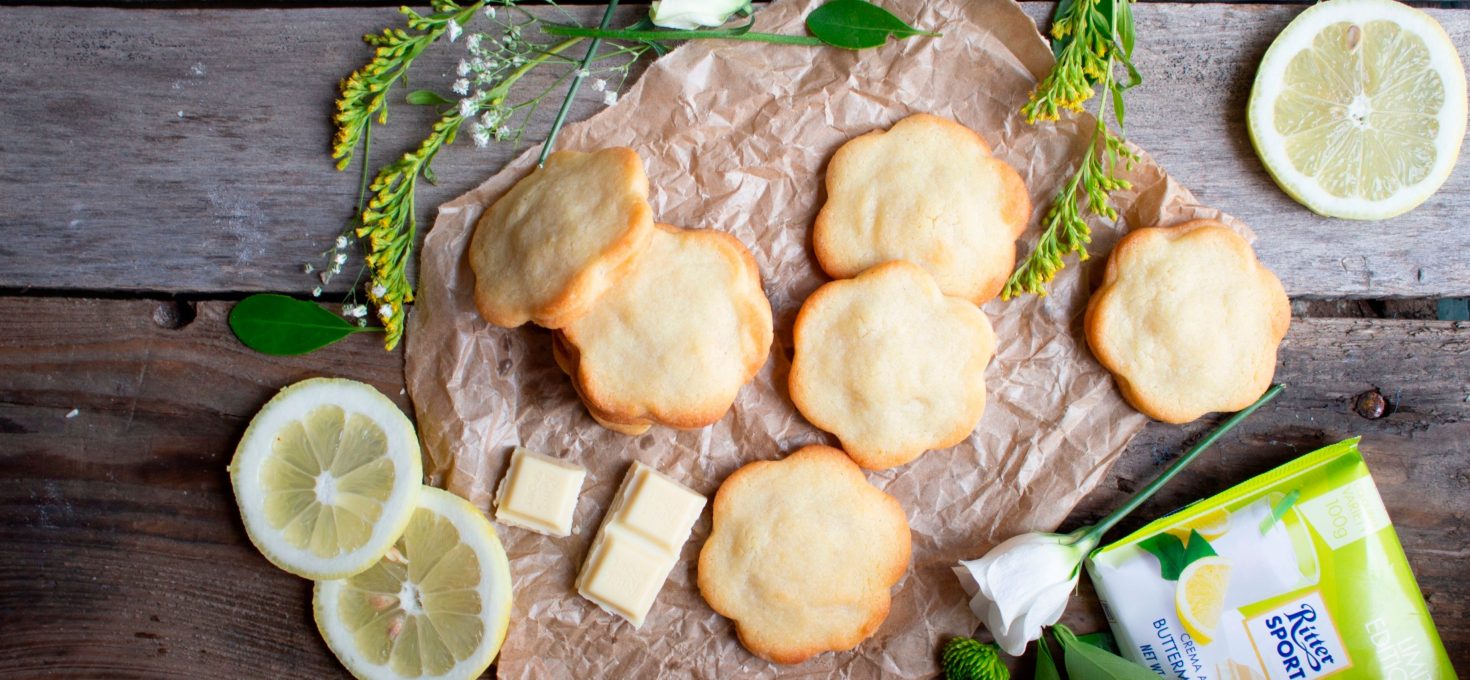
[1247,0,1467,220]
[1175,556,1233,646]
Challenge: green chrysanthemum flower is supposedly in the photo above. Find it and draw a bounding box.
[942,637,1009,680]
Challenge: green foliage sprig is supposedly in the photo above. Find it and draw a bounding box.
[1002,0,1140,300]
[333,1,486,170]
[1045,624,1158,680]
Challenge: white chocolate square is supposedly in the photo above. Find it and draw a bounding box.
[576,461,706,628]
[579,534,669,627]
[615,465,707,555]
[493,447,586,537]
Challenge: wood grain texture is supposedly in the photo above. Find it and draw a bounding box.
[0,298,403,678]
[2,4,1469,298]
[0,299,1465,676]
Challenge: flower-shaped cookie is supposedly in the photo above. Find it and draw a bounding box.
[554,224,773,434]
[698,445,911,664]
[813,113,1030,305]
[789,261,997,469]
[1085,220,1290,423]
[470,147,654,328]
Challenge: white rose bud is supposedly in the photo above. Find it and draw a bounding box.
[650,0,751,30]
[953,530,1098,655]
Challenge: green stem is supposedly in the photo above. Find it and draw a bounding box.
[493,37,586,105]
[1077,384,1286,546]
[538,3,621,166]
[542,23,827,46]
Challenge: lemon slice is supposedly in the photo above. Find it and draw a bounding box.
[230,378,422,579]
[1176,556,1233,645]
[314,486,513,680]
[1248,0,1467,219]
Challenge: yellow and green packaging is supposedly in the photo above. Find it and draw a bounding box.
[1087,438,1454,679]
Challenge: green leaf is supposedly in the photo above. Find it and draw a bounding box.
[805,0,937,50]
[1035,633,1061,680]
[1075,631,1121,655]
[1116,0,1135,56]
[1137,530,1216,580]
[1111,85,1126,127]
[229,294,369,356]
[1137,532,1186,580]
[1054,625,1158,680]
[1182,529,1218,566]
[405,89,454,106]
[1261,490,1302,534]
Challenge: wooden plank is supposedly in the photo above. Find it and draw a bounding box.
[0,298,1466,675]
[0,298,402,678]
[2,4,1469,298]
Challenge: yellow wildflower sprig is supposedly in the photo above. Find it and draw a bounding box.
[1004,0,1140,299]
[332,1,486,170]
[355,35,595,349]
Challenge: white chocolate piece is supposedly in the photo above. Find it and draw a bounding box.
[576,461,706,628]
[493,447,587,537]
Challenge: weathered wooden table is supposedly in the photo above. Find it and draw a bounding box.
[2,1,1467,677]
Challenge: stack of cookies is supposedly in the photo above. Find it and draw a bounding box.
[791,113,1029,470]
[470,147,774,435]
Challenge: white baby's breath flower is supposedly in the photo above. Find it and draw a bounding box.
[458,96,477,118]
[371,284,387,298]
[303,263,315,274]
[472,125,491,148]
[446,18,463,43]
[592,78,607,92]
[485,6,495,19]
[378,304,394,320]
[335,236,348,250]
[602,90,619,106]
[452,79,470,96]
[456,59,471,77]
[312,286,323,297]
[333,252,348,265]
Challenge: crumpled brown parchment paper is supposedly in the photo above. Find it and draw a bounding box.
[404,0,1249,676]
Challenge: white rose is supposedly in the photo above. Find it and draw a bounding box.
[650,0,752,30]
[953,530,1097,655]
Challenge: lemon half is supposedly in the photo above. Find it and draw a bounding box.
[1176,556,1233,646]
[1248,0,1467,219]
[314,486,513,680]
[230,378,423,579]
